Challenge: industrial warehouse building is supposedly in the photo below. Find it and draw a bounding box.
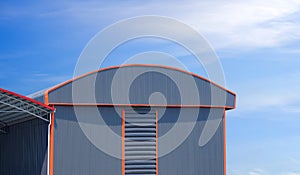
[0,64,236,175]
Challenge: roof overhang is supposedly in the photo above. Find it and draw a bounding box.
[0,88,54,134]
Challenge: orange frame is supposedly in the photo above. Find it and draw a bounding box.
[223,108,226,175]
[47,103,234,110]
[49,107,55,175]
[155,109,159,175]
[121,108,125,175]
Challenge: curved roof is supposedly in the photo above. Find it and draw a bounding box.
[0,88,54,133]
[41,64,236,109]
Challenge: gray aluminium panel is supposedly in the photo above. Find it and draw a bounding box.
[0,118,49,175]
[52,106,225,175]
[47,66,235,108]
[158,108,225,175]
[53,106,122,175]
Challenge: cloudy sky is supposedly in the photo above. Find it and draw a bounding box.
[1,0,300,174]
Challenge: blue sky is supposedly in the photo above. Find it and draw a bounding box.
[1,1,300,174]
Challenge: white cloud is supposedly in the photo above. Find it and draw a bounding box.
[229,169,242,175]
[249,172,262,175]
[30,0,300,50]
[232,72,300,116]
[248,168,265,175]
[288,157,300,165]
[171,0,300,49]
[3,0,299,50]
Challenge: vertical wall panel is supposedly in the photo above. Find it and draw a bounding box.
[53,106,122,175]
[158,108,224,175]
[0,119,49,175]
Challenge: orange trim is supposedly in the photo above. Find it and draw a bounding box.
[47,103,235,110]
[234,93,237,109]
[121,108,125,175]
[44,64,236,97]
[49,108,55,175]
[223,109,226,175]
[44,90,49,105]
[155,109,159,175]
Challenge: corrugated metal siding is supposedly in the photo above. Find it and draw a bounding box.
[53,106,122,175]
[52,106,224,174]
[47,66,235,107]
[0,119,48,175]
[158,108,224,175]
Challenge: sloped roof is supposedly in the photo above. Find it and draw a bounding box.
[0,88,54,133]
[41,64,236,109]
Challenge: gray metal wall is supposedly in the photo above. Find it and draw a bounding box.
[47,66,235,107]
[0,119,49,175]
[158,107,224,175]
[53,106,122,175]
[52,106,224,175]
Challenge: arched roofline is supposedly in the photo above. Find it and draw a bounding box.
[44,64,236,105]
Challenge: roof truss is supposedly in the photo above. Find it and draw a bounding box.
[0,88,54,133]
